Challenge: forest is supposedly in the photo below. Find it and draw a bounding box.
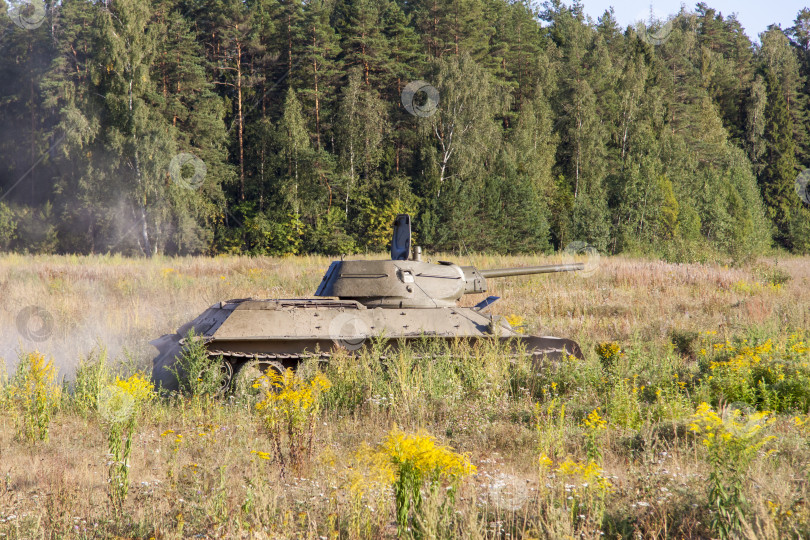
[0,0,809,259]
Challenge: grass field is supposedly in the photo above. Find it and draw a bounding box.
[1,253,809,538]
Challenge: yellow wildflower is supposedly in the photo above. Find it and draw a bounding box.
[377,426,476,480]
[583,407,607,430]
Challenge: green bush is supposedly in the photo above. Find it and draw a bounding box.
[321,338,513,418]
[699,334,810,412]
[7,351,61,443]
[0,201,16,250]
[72,345,111,414]
[169,329,227,399]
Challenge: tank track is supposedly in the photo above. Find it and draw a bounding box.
[207,342,574,395]
[206,347,562,363]
[207,349,332,361]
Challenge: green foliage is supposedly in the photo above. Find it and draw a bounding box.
[357,198,417,252]
[0,202,17,250]
[72,346,111,414]
[534,397,568,461]
[699,335,810,412]
[169,330,227,399]
[670,329,700,357]
[13,203,58,254]
[241,211,305,256]
[788,206,810,254]
[98,373,154,515]
[7,352,61,443]
[761,67,799,245]
[321,339,514,419]
[255,368,331,475]
[689,403,776,539]
[0,1,808,257]
[371,427,476,538]
[606,377,643,429]
[595,341,622,373]
[306,208,357,255]
[582,407,607,462]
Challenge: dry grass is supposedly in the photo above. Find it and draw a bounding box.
[0,253,808,538]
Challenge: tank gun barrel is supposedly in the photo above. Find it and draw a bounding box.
[478,263,584,279]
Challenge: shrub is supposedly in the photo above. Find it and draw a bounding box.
[701,335,810,412]
[689,402,775,539]
[98,373,154,514]
[372,426,476,537]
[255,368,331,475]
[322,339,513,419]
[595,341,622,373]
[0,201,16,250]
[582,407,607,462]
[7,352,61,443]
[170,329,227,399]
[534,396,567,461]
[670,330,700,358]
[650,377,693,422]
[606,376,643,429]
[72,346,111,414]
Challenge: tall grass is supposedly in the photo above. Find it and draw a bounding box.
[0,254,809,537]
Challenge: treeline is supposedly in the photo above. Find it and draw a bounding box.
[0,0,809,258]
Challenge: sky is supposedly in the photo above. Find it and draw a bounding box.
[574,0,808,43]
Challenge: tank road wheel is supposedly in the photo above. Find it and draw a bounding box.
[232,359,286,400]
[211,357,234,395]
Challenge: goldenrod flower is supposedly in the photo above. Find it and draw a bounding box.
[583,408,607,431]
[7,352,61,442]
[377,426,476,481]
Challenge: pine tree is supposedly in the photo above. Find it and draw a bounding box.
[0,0,805,256]
[381,0,422,174]
[788,8,810,166]
[745,74,768,176]
[761,67,798,246]
[38,0,109,252]
[94,0,178,255]
[335,68,389,218]
[153,0,231,253]
[296,0,339,152]
[335,0,389,87]
[208,0,257,201]
[278,88,313,215]
[760,26,807,170]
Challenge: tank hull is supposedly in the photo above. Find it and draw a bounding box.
[151,298,583,391]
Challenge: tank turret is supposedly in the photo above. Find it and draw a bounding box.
[314,215,583,308]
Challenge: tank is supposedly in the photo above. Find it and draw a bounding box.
[151,214,584,392]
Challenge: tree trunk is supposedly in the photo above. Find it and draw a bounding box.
[313,32,321,150]
[129,76,152,257]
[237,38,245,200]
